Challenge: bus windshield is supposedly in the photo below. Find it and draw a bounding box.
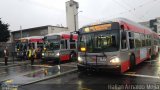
[45,40,60,50]
[16,43,27,51]
[79,31,120,53]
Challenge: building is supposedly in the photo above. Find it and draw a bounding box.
[11,25,68,42]
[66,0,79,32]
[11,0,79,43]
[139,17,160,35]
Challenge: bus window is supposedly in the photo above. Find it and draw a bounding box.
[135,33,142,48]
[70,40,76,49]
[129,32,134,49]
[61,40,67,49]
[121,31,127,49]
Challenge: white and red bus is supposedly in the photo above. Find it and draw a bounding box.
[15,36,44,59]
[77,18,159,73]
[42,32,78,63]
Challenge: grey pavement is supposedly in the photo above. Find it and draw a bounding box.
[0,57,30,68]
[0,62,77,89]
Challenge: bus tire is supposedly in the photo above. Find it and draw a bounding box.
[130,54,135,69]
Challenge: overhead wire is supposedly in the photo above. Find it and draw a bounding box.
[100,0,159,21]
[139,0,160,21]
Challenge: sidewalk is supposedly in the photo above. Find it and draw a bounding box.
[0,57,30,68]
[0,62,78,89]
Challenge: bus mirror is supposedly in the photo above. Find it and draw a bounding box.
[121,25,124,30]
[70,34,73,41]
[75,31,80,35]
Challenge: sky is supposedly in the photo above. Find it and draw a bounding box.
[0,0,160,31]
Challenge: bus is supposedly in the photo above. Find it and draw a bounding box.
[77,18,159,73]
[42,32,78,63]
[15,36,44,59]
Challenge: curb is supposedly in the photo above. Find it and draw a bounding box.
[0,62,29,68]
[19,68,78,87]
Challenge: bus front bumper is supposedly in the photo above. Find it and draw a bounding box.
[77,64,121,73]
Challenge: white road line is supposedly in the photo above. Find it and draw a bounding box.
[124,73,160,79]
[31,65,53,68]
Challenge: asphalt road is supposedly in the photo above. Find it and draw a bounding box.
[19,58,160,90]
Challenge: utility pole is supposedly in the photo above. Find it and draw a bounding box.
[20,26,22,38]
[74,11,82,32]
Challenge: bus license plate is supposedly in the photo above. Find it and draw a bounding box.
[97,57,107,62]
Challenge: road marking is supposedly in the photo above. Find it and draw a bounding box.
[124,73,160,79]
[31,65,53,68]
[60,64,77,67]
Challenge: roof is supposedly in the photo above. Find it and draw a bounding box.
[21,36,44,39]
[11,25,68,33]
[81,18,153,34]
[45,31,73,36]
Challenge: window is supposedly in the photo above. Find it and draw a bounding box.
[70,40,76,49]
[134,33,141,48]
[79,30,119,53]
[121,31,127,49]
[128,32,134,49]
[141,34,145,47]
[61,40,68,49]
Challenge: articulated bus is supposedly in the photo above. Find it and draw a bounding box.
[42,32,78,63]
[15,36,44,59]
[77,18,160,73]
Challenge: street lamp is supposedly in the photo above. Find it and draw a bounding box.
[74,11,82,32]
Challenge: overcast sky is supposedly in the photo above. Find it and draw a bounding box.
[0,0,160,31]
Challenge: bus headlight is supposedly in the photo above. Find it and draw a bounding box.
[78,56,83,63]
[55,52,60,57]
[42,53,45,56]
[110,57,120,64]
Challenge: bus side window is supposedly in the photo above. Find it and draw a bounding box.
[61,40,68,49]
[129,32,134,49]
[121,31,127,49]
[70,40,76,49]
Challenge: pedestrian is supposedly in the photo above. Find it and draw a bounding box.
[27,47,35,65]
[4,47,9,65]
[31,47,36,65]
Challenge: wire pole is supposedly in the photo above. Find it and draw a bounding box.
[20,26,22,39]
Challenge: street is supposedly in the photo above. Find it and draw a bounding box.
[17,56,160,90]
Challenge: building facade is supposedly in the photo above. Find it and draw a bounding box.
[11,25,68,42]
[139,17,160,35]
[66,0,79,32]
[11,0,79,43]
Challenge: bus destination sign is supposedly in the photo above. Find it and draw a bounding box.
[83,24,112,33]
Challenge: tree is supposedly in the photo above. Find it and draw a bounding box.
[0,18,10,42]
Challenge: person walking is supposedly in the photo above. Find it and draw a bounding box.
[31,47,36,65]
[27,47,35,65]
[4,47,9,65]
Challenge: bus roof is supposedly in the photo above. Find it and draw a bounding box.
[80,18,154,35]
[45,31,77,36]
[20,36,44,42]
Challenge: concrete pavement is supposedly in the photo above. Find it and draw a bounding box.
[0,61,78,90]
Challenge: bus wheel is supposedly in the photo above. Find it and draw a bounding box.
[130,55,135,69]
